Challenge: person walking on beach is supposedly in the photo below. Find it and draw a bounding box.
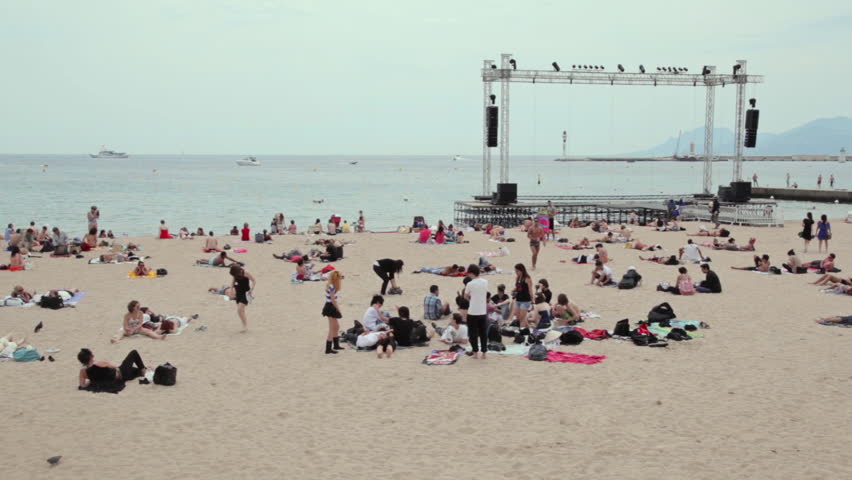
[87,206,99,231]
[322,271,344,354]
[527,221,545,270]
[373,258,404,295]
[830,174,835,188]
[230,265,256,332]
[786,172,790,188]
[816,214,831,253]
[463,264,489,360]
[710,196,721,228]
[357,210,365,233]
[546,201,558,241]
[817,174,823,189]
[752,173,759,186]
[510,263,534,329]
[801,212,814,253]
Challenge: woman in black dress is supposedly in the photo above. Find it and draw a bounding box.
[322,270,344,354]
[801,212,814,253]
[230,265,256,332]
[373,258,404,295]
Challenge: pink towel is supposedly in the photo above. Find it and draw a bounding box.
[546,351,606,364]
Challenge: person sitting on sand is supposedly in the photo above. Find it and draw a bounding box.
[133,260,151,277]
[569,217,582,228]
[294,258,313,281]
[530,293,553,329]
[640,254,680,265]
[363,295,390,332]
[688,226,731,237]
[112,300,166,343]
[78,348,149,389]
[204,234,219,252]
[627,211,639,225]
[595,244,609,263]
[658,266,696,295]
[490,284,512,320]
[240,223,250,241]
[37,226,50,243]
[616,225,633,239]
[308,219,323,235]
[158,220,173,239]
[10,285,35,303]
[731,254,771,272]
[679,239,705,264]
[590,260,615,287]
[695,263,722,293]
[783,249,805,273]
[553,293,581,323]
[388,306,432,347]
[288,220,297,234]
[208,285,236,300]
[197,251,240,267]
[436,313,469,346]
[815,315,852,326]
[82,228,98,251]
[423,284,452,320]
[229,226,239,236]
[812,253,837,273]
[1,246,25,271]
[178,227,191,240]
[107,230,115,239]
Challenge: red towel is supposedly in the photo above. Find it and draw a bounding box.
[546,351,606,364]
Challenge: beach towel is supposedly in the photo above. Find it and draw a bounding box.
[233,248,248,253]
[127,270,157,278]
[571,327,611,340]
[290,272,323,283]
[580,312,600,320]
[65,292,86,305]
[541,351,606,364]
[89,255,149,265]
[648,325,702,339]
[422,349,461,365]
[194,262,228,268]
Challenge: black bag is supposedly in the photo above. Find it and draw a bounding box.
[156,268,168,276]
[613,319,631,336]
[528,343,548,361]
[487,323,502,343]
[617,270,642,289]
[153,363,177,386]
[559,330,584,345]
[647,302,676,323]
[254,233,264,243]
[40,296,64,309]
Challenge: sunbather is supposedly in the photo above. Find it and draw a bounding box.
[10,285,34,303]
[688,226,730,237]
[731,254,771,272]
[196,251,240,267]
[629,239,662,251]
[208,285,236,300]
[203,235,220,252]
[640,254,679,265]
[111,300,166,343]
[815,315,852,325]
[811,273,852,286]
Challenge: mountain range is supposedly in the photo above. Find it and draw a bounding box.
[628,116,852,157]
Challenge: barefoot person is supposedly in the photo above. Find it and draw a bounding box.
[230,264,256,331]
[463,264,489,360]
[78,348,148,390]
[510,263,534,329]
[322,271,344,354]
[87,205,99,231]
[527,221,545,270]
[801,212,814,253]
[816,214,831,253]
[112,300,165,343]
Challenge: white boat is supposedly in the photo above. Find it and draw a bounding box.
[236,156,261,166]
[453,155,462,161]
[89,145,128,158]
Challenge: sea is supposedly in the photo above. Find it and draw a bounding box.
[1,154,849,236]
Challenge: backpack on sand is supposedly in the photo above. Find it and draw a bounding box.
[153,363,177,386]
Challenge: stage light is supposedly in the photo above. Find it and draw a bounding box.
[572,64,576,69]
[702,66,711,75]
[733,64,741,75]
[683,67,688,72]
[489,94,496,105]
[617,64,624,72]
[639,65,645,73]
[491,65,497,69]
[509,59,517,70]
[657,67,662,72]
[552,62,560,72]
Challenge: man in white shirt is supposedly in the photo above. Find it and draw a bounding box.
[463,264,489,359]
[590,261,615,287]
[362,295,389,332]
[438,313,469,345]
[679,239,705,264]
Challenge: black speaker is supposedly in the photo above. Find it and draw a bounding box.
[486,106,499,148]
[730,181,752,202]
[717,186,733,202]
[495,183,517,205]
[744,109,759,148]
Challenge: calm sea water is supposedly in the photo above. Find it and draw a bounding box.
[1,154,849,236]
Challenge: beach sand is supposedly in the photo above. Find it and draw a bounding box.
[2,220,851,479]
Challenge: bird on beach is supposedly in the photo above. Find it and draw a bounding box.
[47,456,61,466]
[34,321,43,333]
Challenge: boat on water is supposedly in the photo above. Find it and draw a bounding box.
[236,156,261,167]
[89,146,128,158]
[349,161,358,165]
[453,155,462,161]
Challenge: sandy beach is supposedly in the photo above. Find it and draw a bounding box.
[2,219,851,479]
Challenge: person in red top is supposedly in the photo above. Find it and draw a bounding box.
[434,226,446,244]
[241,223,250,242]
[158,220,173,239]
[417,227,431,244]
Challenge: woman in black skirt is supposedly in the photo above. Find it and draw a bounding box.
[322,270,344,354]
[230,265,256,332]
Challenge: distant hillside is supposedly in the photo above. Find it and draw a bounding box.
[629,117,852,156]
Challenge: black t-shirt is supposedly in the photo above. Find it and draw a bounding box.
[388,317,414,346]
[541,289,552,304]
[376,258,398,275]
[491,293,509,304]
[700,270,722,293]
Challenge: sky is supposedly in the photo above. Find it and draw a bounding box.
[0,0,850,155]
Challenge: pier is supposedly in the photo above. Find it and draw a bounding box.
[751,187,852,203]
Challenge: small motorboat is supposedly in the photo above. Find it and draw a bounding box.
[349,161,358,165]
[236,156,261,166]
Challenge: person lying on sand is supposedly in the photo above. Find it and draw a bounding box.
[111,300,165,343]
[731,254,771,272]
[688,226,731,237]
[640,255,680,265]
[10,285,35,303]
[196,251,240,267]
[811,273,852,286]
[629,239,663,251]
[98,252,132,263]
[209,285,236,300]
[414,264,466,276]
[815,316,852,325]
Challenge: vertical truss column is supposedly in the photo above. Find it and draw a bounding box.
[482,60,494,196]
[499,53,512,184]
[732,60,747,182]
[702,66,716,195]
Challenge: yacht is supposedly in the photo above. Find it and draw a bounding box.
[236,156,261,167]
[89,146,128,158]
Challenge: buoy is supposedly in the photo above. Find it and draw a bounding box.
[835,199,840,204]
[770,195,775,200]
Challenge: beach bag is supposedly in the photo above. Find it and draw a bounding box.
[40,296,63,309]
[613,318,631,336]
[153,363,177,386]
[769,266,782,275]
[254,233,264,243]
[528,343,548,361]
[617,270,642,289]
[156,268,168,276]
[487,323,502,343]
[648,302,676,323]
[559,330,584,345]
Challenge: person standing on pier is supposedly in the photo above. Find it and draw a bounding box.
[830,174,835,188]
[752,173,759,186]
[786,172,790,188]
[528,221,545,270]
[817,174,823,189]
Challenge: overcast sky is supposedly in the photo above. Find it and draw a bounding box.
[1,0,850,155]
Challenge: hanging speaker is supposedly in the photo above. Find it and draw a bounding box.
[744,109,759,148]
[486,106,499,147]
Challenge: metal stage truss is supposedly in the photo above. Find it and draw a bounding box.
[481,54,764,196]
